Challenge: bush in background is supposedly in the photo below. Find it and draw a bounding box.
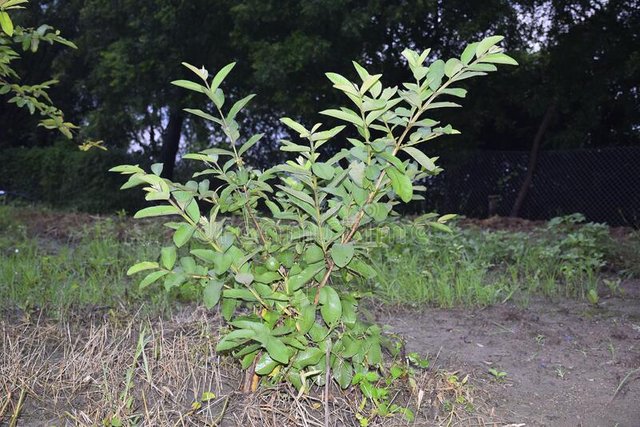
[0,143,145,213]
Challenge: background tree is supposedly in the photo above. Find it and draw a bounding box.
[1,0,637,197]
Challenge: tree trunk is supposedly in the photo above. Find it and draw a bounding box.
[510,101,556,217]
[159,109,184,180]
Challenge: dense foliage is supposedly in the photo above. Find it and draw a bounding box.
[3,1,637,157]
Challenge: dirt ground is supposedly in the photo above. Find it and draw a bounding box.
[382,279,640,427]
[3,285,639,426]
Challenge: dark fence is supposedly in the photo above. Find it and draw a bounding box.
[416,146,640,227]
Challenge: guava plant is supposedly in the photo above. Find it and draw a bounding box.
[112,36,516,420]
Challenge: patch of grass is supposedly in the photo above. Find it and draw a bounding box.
[0,205,177,318]
[1,205,634,315]
[355,214,617,307]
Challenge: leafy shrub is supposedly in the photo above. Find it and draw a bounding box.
[112,36,516,420]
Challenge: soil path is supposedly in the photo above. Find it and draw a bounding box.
[382,281,640,427]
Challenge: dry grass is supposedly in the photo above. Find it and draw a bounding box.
[1,307,505,426]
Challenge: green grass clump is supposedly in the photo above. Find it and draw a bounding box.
[358,213,612,307]
[0,205,177,318]
[0,205,630,315]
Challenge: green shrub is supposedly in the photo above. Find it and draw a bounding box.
[112,36,516,421]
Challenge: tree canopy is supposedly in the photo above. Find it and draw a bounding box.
[0,0,638,178]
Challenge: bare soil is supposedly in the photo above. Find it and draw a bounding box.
[382,279,640,427]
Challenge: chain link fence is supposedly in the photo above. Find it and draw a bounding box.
[416,146,640,227]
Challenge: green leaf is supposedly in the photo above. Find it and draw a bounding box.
[444,58,463,77]
[185,200,201,222]
[361,74,382,95]
[263,336,290,364]
[239,133,263,156]
[475,35,504,56]
[296,304,316,334]
[227,94,256,121]
[469,63,498,72]
[139,270,169,290]
[386,167,413,203]
[460,42,478,64]
[319,109,363,127]
[134,205,181,218]
[0,12,14,36]
[348,259,377,280]
[428,221,453,233]
[367,340,383,365]
[325,72,353,87]
[276,185,315,206]
[126,261,159,276]
[163,272,186,290]
[312,162,335,181]
[150,163,163,176]
[221,298,236,321]
[2,0,29,8]
[438,213,458,223]
[160,246,177,269]
[286,263,322,293]
[255,353,279,375]
[442,88,467,98]
[203,280,224,309]
[280,117,308,135]
[235,272,254,285]
[223,288,258,301]
[319,286,342,326]
[425,101,461,110]
[364,203,390,222]
[401,48,419,67]
[190,249,218,263]
[109,164,145,174]
[182,62,208,80]
[183,108,220,124]
[171,79,205,93]
[311,125,346,143]
[280,141,311,152]
[293,347,324,369]
[480,53,518,66]
[201,391,216,402]
[402,147,436,171]
[303,244,325,264]
[173,223,195,247]
[427,59,445,90]
[333,358,354,389]
[330,243,354,268]
[210,62,236,92]
[378,151,405,172]
[341,295,358,325]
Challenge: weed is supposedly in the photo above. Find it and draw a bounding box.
[488,368,508,381]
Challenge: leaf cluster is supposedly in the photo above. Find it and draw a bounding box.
[0,0,78,139]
